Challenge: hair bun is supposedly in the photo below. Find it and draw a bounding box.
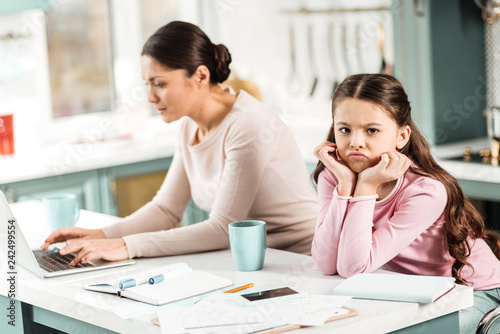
[213,43,232,83]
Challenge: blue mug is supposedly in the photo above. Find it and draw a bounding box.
[43,194,80,231]
[228,220,266,271]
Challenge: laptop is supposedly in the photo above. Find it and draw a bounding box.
[0,190,135,278]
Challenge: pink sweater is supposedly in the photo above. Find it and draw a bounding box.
[312,168,500,290]
[103,90,318,257]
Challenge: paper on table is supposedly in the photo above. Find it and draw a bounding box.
[273,295,351,326]
[106,291,225,319]
[101,285,254,319]
[158,292,352,334]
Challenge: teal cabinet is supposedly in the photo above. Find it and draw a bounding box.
[392,0,487,145]
[182,200,210,226]
[0,170,102,212]
[1,156,209,226]
[0,0,50,14]
[99,157,208,225]
[98,157,173,216]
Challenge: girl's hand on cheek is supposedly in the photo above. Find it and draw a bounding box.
[359,151,411,187]
[314,141,357,196]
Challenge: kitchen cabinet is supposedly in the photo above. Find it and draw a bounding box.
[0,170,102,212]
[0,0,50,14]
[392,1,500,230]
[1,157,209,227]
[99,157,208,226]
[392,0,487,145]
[98,158,173,216]
[458,179,500,231]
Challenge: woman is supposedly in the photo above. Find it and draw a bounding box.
[42,21,317,263]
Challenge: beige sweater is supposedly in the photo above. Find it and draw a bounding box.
[102,90,318,257]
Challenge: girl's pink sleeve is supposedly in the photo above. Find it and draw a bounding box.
[336,179,447,277]
[311,169,352,275]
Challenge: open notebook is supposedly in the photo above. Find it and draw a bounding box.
[333,273,456,303]
[84,262,233,305]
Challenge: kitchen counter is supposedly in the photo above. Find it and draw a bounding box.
[0,134,177,185]
[433,137,500,184]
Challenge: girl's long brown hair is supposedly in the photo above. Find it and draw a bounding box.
[314,73,500,285]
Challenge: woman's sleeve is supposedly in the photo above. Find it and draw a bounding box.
[101,144,192,240]
[311,170,353,275]
[121,117,277,258]
[336,180,447,277]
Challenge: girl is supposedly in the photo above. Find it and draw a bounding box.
[42,21,317,260]
[312,73,500,333]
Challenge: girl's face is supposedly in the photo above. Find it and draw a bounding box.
[333,98,410,173]
[141,55,200,123]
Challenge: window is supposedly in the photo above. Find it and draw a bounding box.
[0,0,199,148]
[45,0,114,118]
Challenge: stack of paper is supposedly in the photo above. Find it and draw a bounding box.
[157,293,354,334]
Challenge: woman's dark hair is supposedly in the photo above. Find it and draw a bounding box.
[313,73,500,285]
[142,21,231,84]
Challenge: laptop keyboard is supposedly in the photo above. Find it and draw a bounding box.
[33,248,95,272]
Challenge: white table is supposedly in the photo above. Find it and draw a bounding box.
[0,201,473,334]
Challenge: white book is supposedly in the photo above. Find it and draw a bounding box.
[333,273,456,303]
[84,262,233,306]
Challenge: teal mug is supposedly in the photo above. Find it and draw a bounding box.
[43,194,80,231]
[228,220,266,271]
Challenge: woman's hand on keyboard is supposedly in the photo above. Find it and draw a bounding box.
[59,238,129,265]
[41,227,106,251]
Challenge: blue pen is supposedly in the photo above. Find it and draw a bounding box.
[119,263,191,289]
[149,264,192,285]
[119,278,137,290]
[118,274,151,290]
[149,274,164,285]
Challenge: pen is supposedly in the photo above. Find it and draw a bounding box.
[120,263,192,289]
[148,274,164,285]
[148,265,192,285]
[224,283,254,293]
[119,277,149,289]
[119,269,170,289]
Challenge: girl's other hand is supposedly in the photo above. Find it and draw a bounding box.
[358,151,411,190]
[314,141,357,196]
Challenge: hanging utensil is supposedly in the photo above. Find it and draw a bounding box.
[307,23,319,96]
[327,22,339,97]
[340,22,352,77]
[355,23,364,73]
[288,22,301,95]
[377,23,387,74]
